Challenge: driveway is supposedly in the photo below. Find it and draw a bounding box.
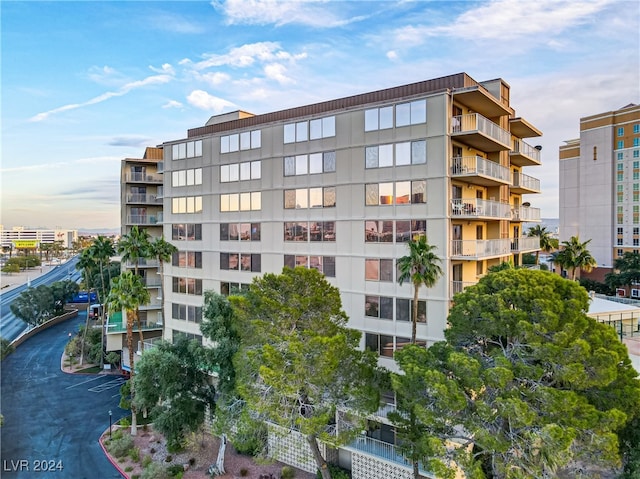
[0,312,127,478]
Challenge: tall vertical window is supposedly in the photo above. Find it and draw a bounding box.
[618,140,625,149]
[618,127,625,137]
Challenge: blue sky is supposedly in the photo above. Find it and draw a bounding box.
[1,0,638,230]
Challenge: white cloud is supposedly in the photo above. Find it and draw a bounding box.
[392,0,614,44]
[386,50,398,60]
[149,63,175,75]
[212,0,367,28]
[187,90,237,112]
[187,42,306,71]
[196,71,231,86]
[0,156,120,174]
[30,73,174,122]
[162,100,183,109]
[264,63,294,84]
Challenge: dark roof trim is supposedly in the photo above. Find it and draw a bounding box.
[187,72,475,138]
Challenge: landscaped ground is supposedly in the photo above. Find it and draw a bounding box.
[101,424,317,479]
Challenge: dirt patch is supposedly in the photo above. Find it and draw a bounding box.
[102,425,317,479]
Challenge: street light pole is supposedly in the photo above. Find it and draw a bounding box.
[109,410,112,438]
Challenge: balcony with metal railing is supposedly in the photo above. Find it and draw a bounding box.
[345,435,435,478]
[126,194,162,205]
[451,198,512,220]
[126,214,163,226]
[125,172,163,183]
[124,258,160,268]
[510,139,542,167]
[511,236,541,253]
[451,281,477,298]
[451,156,511,186]
[451,238,511,260]
[511,206,541,222]
[511,171,541,194]
[106,311,163,334]
[451,113,511,152]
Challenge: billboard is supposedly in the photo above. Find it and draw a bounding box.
[12,240,39,249]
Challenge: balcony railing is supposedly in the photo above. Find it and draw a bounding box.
[452,238,511,259]
[126,215,162,225]
[124,258,159,268]
[125,172,163,183]
[451,198,512,219]
[451,281,477,298]
[511,172,541,193]
[347,436,434,478]
[106,319,163,334]
[126,194,162,204]
[451,156,511,185]
[511,206,541,222]
[511,236,541,253]
[452,113,511,151]
[510,139,541,166]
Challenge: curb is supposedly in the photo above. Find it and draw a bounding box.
[99,429,129,479]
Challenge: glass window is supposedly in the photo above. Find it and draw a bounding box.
[296,189,308,209]
[396,298,410,322]
[251,192,261,210]
[310,188,323,208]
[380,297,393,319]
[240,162,251,181]
[365,109,379,131]
[229,163,239,182]
[251,130,261,148]
[412,140,427,164]
[324,187,336,207]
[284,190,296,209]
[634,150,639,158]
[634,124,640,134]
[411,99,427,124]
[310,119,322,140]
[618,140,624,149]
[618,152,624,161]
[240,131,251,150]
[365,220,394,242]
[323,116,335,137]
[309,153,323,174]
[220,165,230,183]
[284,124,295,143]
[296,155,308,175]
[195,168,202,184]
[186,141,195,158]
[229,193,240,211]
[379,182,394,205]
[379,106,393,129]
[635,138,640,147]
[395,142,411,166]
[365,296,379,317]
[379,144,393,167]
[284,156,295,176]
[412,180,426,203]
[365,146,379,169]
[296,121,307,142]
[229,134,239,152]
[324,151,336,172]
[251,161,261,178]
[220,136,230,154]
[395,181,411,204]
[618,127,625,137]
[365,259,379,280]
[195,140,202,156]
[396,102,411,127]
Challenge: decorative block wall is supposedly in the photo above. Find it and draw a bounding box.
[351,451,414,479]
[267,424,337,473]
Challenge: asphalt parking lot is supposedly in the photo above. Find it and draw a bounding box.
[0,313,128,478]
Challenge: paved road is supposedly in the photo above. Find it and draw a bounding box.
[0,257,83,342]
[0,312,128,478]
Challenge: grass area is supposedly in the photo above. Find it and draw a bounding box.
[76,366,101,373]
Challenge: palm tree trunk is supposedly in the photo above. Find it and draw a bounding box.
[159,260,165,327]
[127,312,137,436]
[411,283,419,344]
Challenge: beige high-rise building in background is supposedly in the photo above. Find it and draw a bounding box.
[560,103,640,282]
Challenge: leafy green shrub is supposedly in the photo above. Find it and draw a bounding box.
[232,415,267,456]
[141,462,169,479]
[119,417,131,427]
[125,466,133,472]
[142,455,152,468]
[281,465,295,479]
[106,434,134,458]
[165,455,173,462]
[128,447,140,462]
[112,428,123,441]
[166,464,184,477]
[316,464,350,479]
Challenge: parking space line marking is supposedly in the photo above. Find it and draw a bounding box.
[65,376,102,389]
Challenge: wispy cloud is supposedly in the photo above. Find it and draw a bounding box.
[30,68,174,122]
[392,0,614,44]
[181,42,307,70]
[194,71,231,86]
[162,100,183,109]
[187,90,237,112]
[212,0,369,28]
[107,135,153,147]
[0,156,121,174]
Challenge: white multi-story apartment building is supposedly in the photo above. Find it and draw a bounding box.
[119,72,542,478]
[560,103,640,280]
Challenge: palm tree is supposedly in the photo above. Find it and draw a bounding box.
[149,236,177,327]
[117,226,152,353]
[76,248,97,366]
[527,225,558,265]
[88,236,115,368]
[606,252,640,290]
[555,236,597,280]
[397,236,443,344]
[107,271,150,436]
